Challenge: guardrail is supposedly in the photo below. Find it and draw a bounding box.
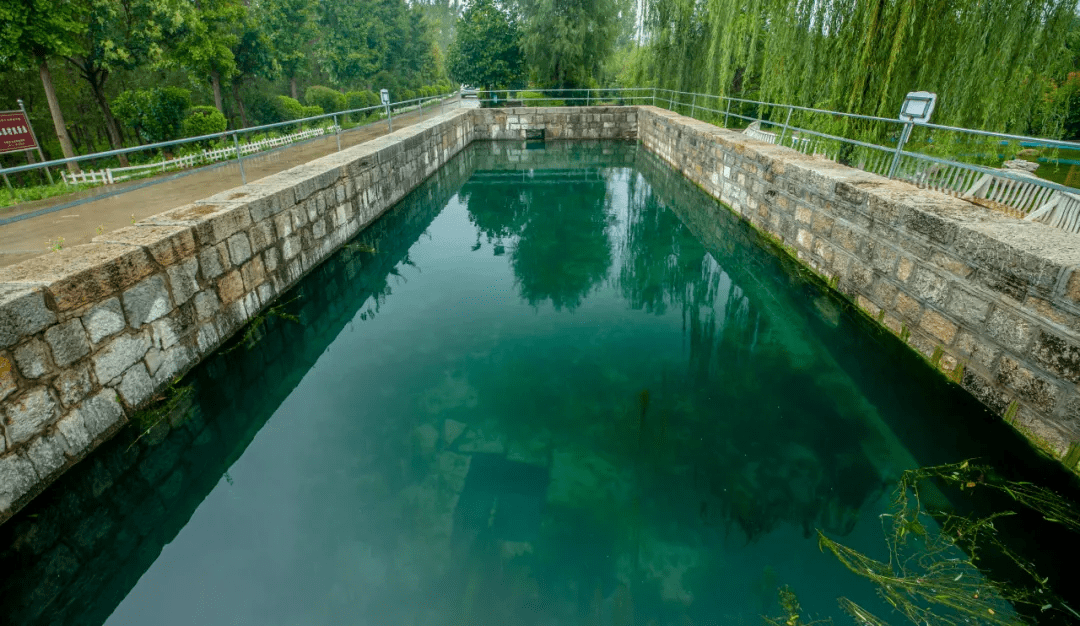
[471,87,1080,232]
[0,91,457,189]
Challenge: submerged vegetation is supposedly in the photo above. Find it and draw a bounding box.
[768,461,1080,626]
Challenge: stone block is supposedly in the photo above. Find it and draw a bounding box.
[870,243,899,274]
[0,286,57,349]
[56,409,92,454]
[150,203,252,246]
[0,244,154,312]
[930,251,972,278]
[985,307,1034,354]
[903,209,958,245]
[148,344,191,385]
[249,220,275,253]
[217,270,245,304]
[997,356,1058,413]
[920,309,958,344]
[241,257,266,291]
[1030,331,1080,384]
[198,243,230,280]
[896,292,922,321]
[909,266,948,307]
[227,232,253,265]
[93,332,150,384]
[44,319,90,368]
[26,432,68,478]
[76,389,126,439]
[54,362,93,407]
[82,298,125,345]
[961,368,1011,416]
[945,287,991,326]
[1067,269,1080,305]
[0,453,39,512]
[795,205,812,223]
[955,330,1001,370]
[857,295,880,318]
[13,338,54,379]
[117,363,154,407]
[896,257,914,283]
[796,228,813,249]
[0,351,15,403]
[150,316,181,350]
[94,224,196,267]
[166,256,199,306]
[122,274,174,328]
[4,387,58,444]
[193,290,221,320]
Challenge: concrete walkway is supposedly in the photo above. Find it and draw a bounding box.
[0,99,463,268]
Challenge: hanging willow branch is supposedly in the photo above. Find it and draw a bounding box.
[636,0,1076,140]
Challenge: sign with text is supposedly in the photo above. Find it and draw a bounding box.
[0,110,39,154]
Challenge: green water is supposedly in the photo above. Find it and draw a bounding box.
[2,141,1078,626]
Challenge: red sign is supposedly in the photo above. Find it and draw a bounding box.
[0,110,39,155]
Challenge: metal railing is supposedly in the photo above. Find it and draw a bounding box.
[470,87,1080,227]
[0,91,459,189]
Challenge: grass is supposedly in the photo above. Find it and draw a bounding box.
[0,180,95,209]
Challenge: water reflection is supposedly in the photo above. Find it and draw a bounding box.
[0,141,1076,626]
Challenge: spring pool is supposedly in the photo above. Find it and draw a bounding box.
[2,140,1078,626]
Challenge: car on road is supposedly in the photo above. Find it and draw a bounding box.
[461,85,478,98]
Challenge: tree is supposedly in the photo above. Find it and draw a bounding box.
[0,0,86,172]
[258,0,317,99]
[63,0,179,166]
[169,0,244,113]
[446,0,524,92]
[518,0,625,90]
[229,18,277,128]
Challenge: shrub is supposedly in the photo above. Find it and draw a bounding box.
[401,89,416,102]
[305,85,346,114]
[182,106,228,138]
[113,87,192,143]
[301,105,323,119]
[346,90,380,112]
[273,95,307,121]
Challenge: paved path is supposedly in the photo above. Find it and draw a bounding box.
[0,99,464,268]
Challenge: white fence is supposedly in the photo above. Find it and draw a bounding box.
[61,126,338,187]
[747,125,1080,233]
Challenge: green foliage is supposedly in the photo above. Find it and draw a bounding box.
[519,0,625,90]
[0,181,94,209]
[346,90,381,111]
[305,85,346,113]
[635,0,1078,138]
[182,105,228,138]
[0,0,85,65]
[401,89,416,101]
[112,87,192,143]
[272,95,308,121]
[446,0,525,91]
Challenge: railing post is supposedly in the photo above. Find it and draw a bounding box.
[334,114,341,151]
[778,106,794,146]
[586,89,591,107]
[2,172,12,190]
[419,98,424,120]
[652,87,657,107]
[690,93,697,119]
[232,132,247,184]
[668,90,674,110]
[723,98,731,128]
[386,101,393,132]
[888,121,914,179]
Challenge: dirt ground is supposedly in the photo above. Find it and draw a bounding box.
[0,99,462,268]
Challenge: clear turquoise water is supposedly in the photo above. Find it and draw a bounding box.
[2,141,1078,626]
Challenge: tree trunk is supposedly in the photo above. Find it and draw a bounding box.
[38,57,80,173]
[232,81,249,128]
[290,75,298,100]
[211,70,224,113]
[86,70,129,166]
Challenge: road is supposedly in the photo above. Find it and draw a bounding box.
[0,98,464,268]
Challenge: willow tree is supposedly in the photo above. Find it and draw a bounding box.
[636,0,1077,137]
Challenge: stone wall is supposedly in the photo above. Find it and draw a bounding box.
[636,106,1080,463]
[0,109,477,523]
[4,102,1080,526]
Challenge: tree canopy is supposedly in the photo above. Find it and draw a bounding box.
[446,0,525,90]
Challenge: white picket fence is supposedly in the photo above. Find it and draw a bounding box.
[61,126,338,186]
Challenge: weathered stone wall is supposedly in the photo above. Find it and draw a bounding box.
[5,102,1080,527]
[636,107,1080,463]
[0,109,477,522]
[470,106,637,141]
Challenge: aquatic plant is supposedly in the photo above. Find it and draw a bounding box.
[221,295,301,355]
[126,377,195,450]
[771,461,1080,626]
